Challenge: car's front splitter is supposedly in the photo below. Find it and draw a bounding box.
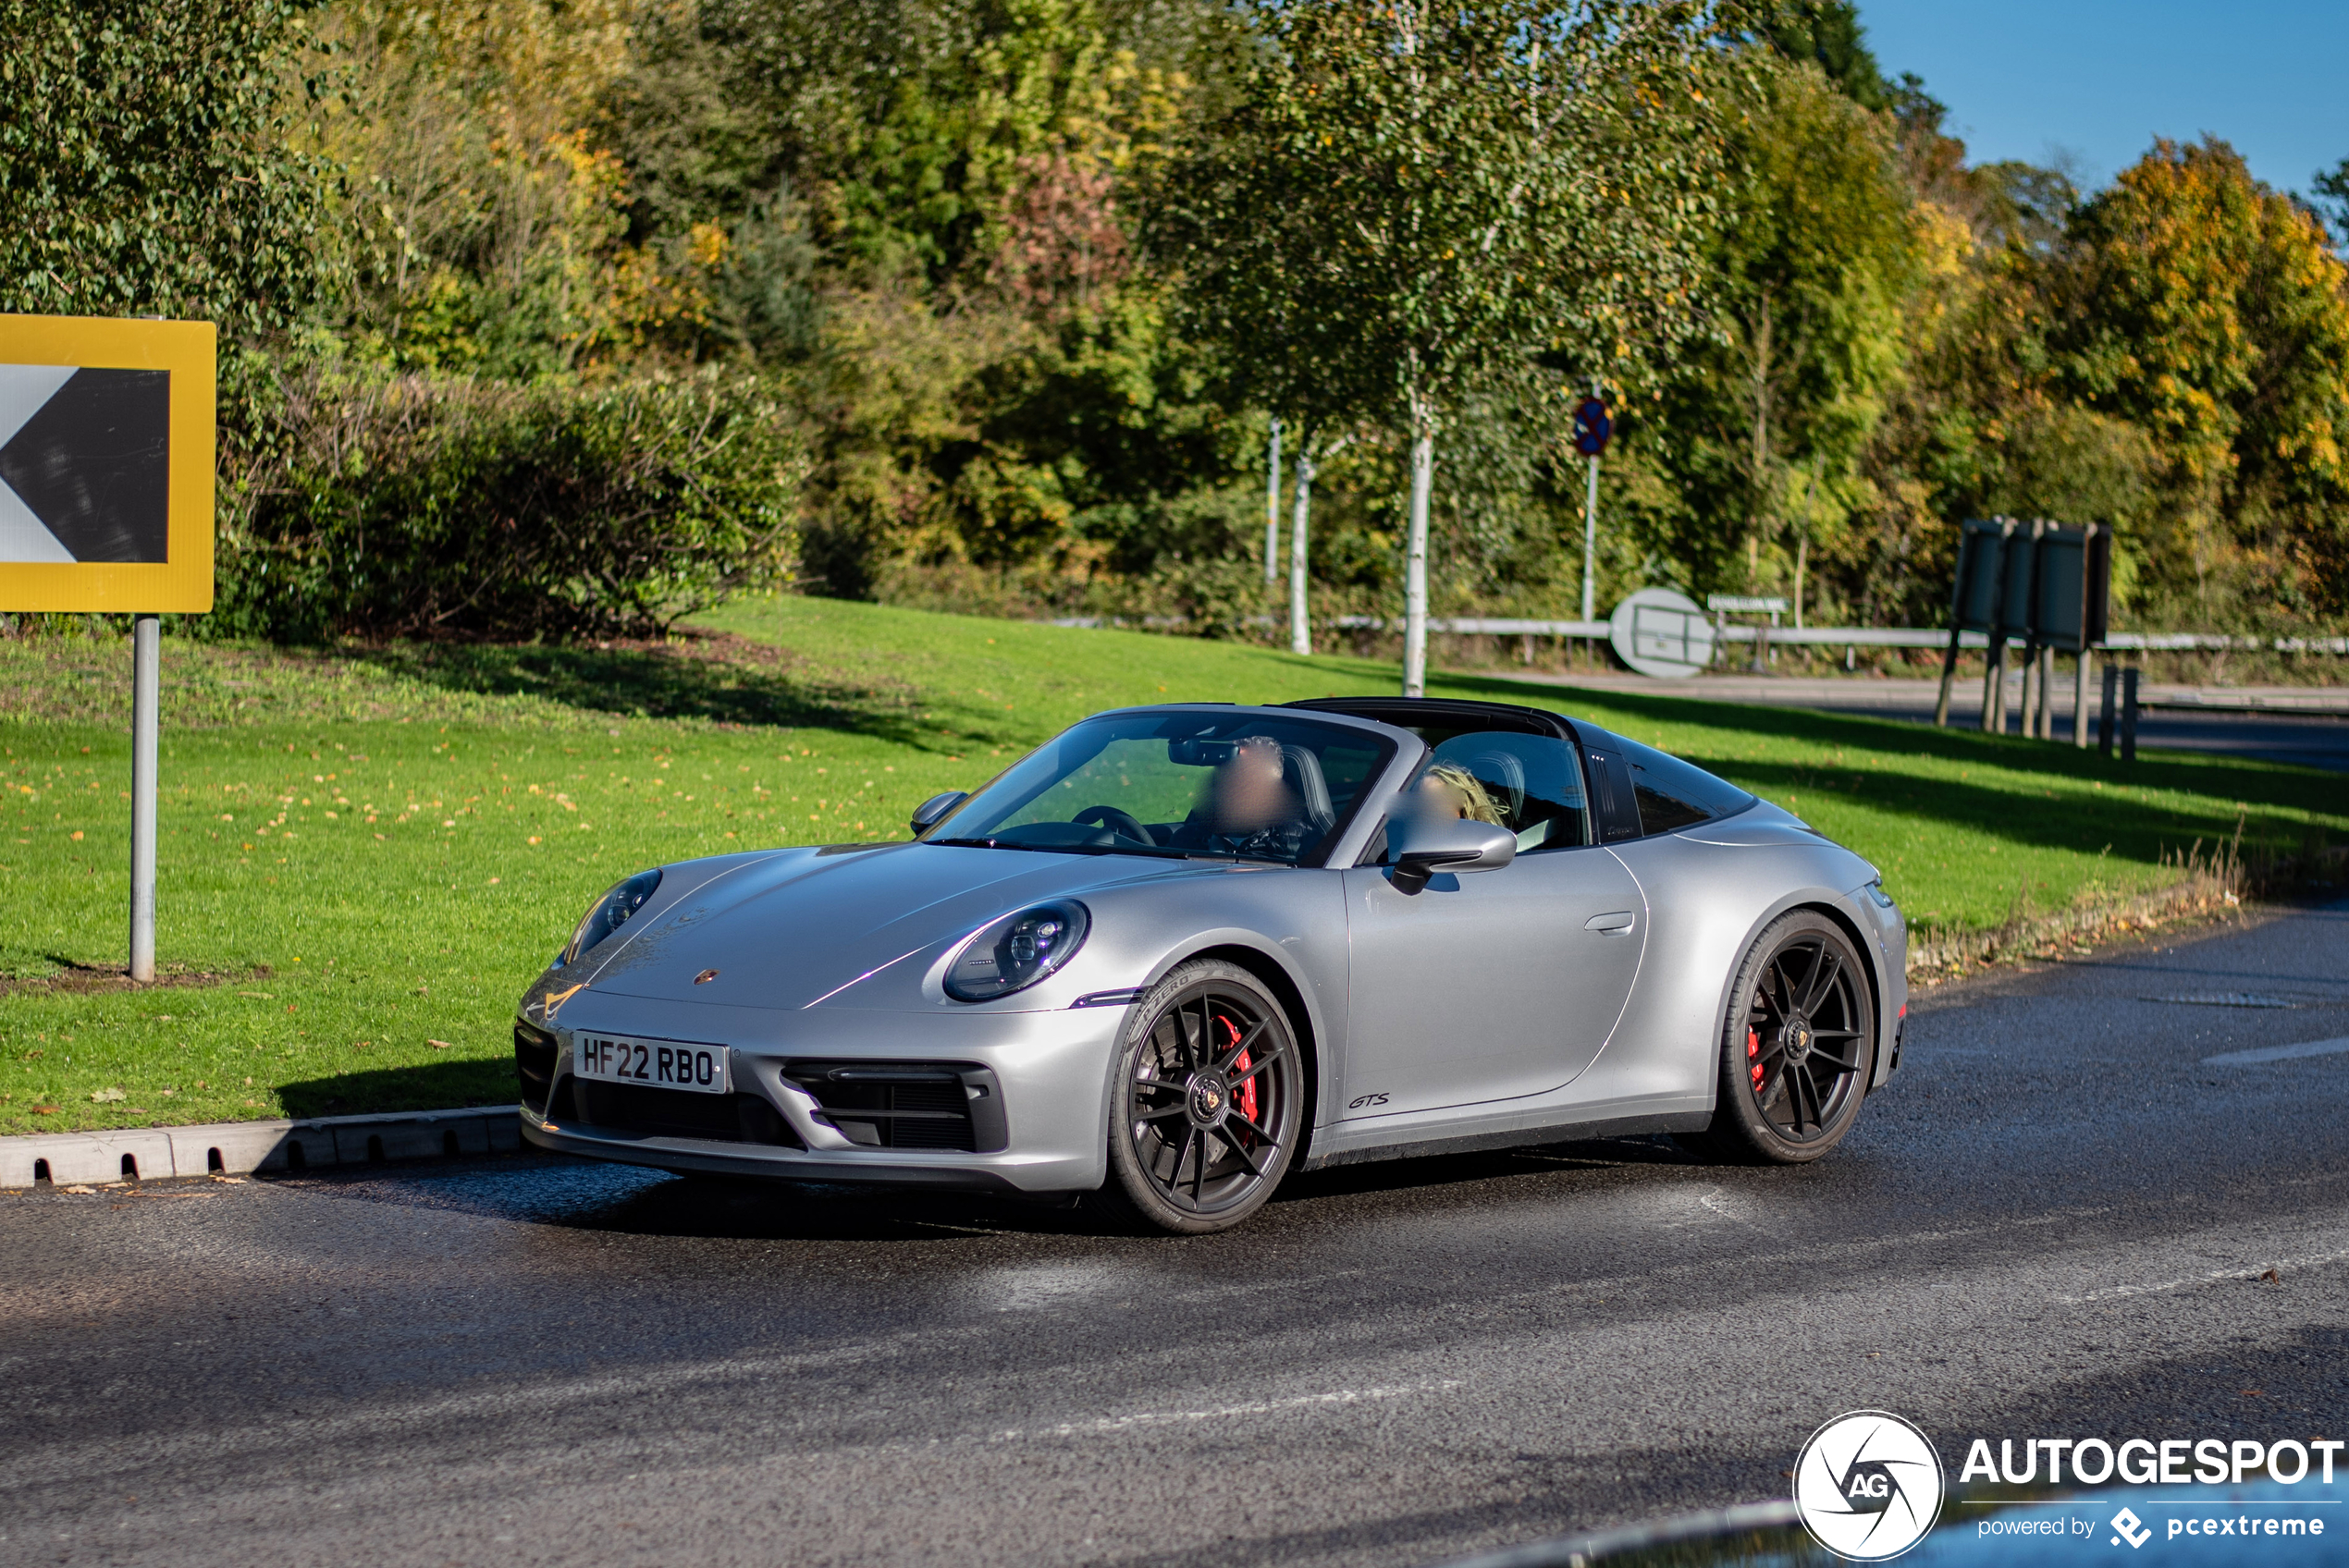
[519,1114,1092,1193]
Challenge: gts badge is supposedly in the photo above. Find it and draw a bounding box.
[1347,1093,1390,1110]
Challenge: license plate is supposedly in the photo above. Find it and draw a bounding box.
[572,1033,731,1094]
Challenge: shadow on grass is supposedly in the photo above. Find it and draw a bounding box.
[1444,672,2346,849]
[278,1057,518,1120]
[343,635,1022,753]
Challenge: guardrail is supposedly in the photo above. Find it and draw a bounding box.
[1044,612,2349,655]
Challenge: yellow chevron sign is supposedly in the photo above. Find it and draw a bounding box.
[0,315,215,612]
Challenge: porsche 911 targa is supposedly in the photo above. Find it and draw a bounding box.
[515,697,1908,1231]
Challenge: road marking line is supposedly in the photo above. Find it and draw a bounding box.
[994,1378,1462,1441]
[2059,1246,2349,1304]
[2203,1035,2349,1066]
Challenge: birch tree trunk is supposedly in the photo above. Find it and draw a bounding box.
[1263,418,1283,582]
[1288,446,1316,655]
[1402,390,1435,696]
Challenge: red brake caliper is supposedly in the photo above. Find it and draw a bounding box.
[1223,1016,1258,1124]
[1748,1028,1764,1090]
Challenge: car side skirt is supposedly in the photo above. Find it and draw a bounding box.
[1299,1097,1712,1170]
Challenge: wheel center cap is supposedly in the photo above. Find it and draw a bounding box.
[1187,1073,1227,1124]
[1783,1016,1814,1065]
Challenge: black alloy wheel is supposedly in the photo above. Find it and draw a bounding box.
[1100,959,1303,1233]
[1682,910,1876,1164]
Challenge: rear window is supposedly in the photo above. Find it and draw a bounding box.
[1617,738,1754,835]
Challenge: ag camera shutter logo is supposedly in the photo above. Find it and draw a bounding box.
[1793,1410,1946,1561]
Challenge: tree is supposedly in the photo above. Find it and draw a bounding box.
[1153,0,1721,692]
[2050,139,2349,620]
[1630,56,1918,604]
[0,0,336,335]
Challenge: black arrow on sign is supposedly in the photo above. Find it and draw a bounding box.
[0,368,171,563]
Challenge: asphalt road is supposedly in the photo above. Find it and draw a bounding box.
[1508,672,2349,772]
[5,902,2346,1568]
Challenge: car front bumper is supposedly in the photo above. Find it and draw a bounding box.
[516,991,1127,1194]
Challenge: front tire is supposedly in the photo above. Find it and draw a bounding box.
[1681,911,1875,1164]
[1097,960,1304,1234]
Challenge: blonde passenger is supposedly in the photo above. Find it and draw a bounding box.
[1420,763,1506,827]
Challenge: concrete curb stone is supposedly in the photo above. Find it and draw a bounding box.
[0,1106,523,1186]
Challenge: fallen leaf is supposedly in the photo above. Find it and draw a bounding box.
[428,1038,455,1049]
[91,1087,127,1103]
[2260,1268,2281,1283]
[32,1105,59,1115]
[60,1184,95,1194]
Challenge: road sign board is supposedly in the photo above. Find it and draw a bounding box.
[2030,524,2110,654]
[0,315,215,612]
[1571,397,1612,458]
[1949,518,2010,631]
[1608,586,1716,679]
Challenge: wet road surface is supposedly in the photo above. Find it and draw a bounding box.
[4,901,2345,1568]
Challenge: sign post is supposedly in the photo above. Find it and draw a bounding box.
[1571,393,1612,661]
[0,314,215,982]
[1936,519,2011,728]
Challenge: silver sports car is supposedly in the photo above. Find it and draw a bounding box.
[515,697,1908,1232]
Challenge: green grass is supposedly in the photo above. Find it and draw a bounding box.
[3,594,2341,1137]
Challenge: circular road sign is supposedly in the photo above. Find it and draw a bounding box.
[1571,397,1613,458]
[1607,586,1716,679]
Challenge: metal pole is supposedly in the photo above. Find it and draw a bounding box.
[2073,646,2092,748]
[1288,447,1314,656]
[1263,419,1282,584]
[1580,453,1599,624]
[2037,643,2057,739]
[1979,637,2004,733]
[2098,663,2118,755]
[129,614,159,983]
[1932,625,1962,727]
[1401,424,1433,698]
[2120,667,2139,763]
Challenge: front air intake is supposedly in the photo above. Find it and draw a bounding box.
[782,1061,1006,1152]
[515,1022,559,1115]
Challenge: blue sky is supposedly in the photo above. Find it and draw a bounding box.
[1857,1,2349,196]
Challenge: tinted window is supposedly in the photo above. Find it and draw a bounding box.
[1616,738,1754,835]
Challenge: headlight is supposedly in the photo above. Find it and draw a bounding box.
[943,900,1090,1002]
[557,868,662,966]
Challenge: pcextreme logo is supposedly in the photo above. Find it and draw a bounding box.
[1794,1410,1948,1561]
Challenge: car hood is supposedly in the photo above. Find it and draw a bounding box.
[568,841,1192,1011]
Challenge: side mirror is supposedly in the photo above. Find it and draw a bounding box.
[909,790,968,839]
[1387,815,1515,893]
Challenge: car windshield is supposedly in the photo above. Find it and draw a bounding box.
[926,711,1396,865]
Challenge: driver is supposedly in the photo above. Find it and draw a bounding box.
[1205,735,1310,858]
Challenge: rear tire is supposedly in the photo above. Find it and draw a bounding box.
[1094,959,1304,1234]
[1679,911,1875,1164]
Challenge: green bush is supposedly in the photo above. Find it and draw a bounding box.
[215,356,807,641]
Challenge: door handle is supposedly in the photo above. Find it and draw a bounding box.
[1584,911,1636,935]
